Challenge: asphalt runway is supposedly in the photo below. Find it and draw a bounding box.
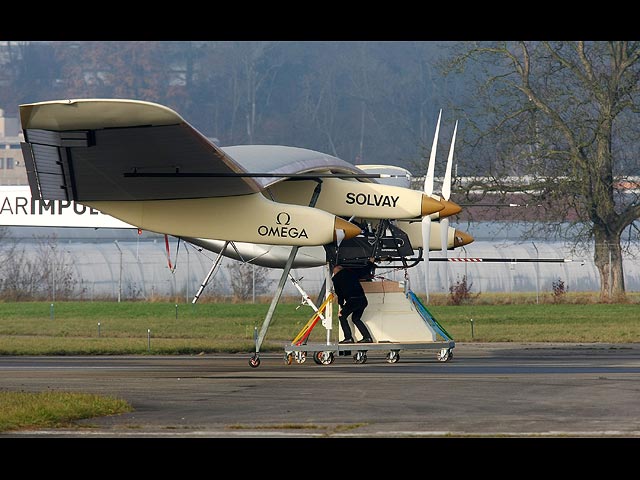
[2,342,640,438]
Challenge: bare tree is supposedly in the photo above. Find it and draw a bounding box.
[238,41,282,144]
[36,235,78,300]
[51,41,182,107]
[0,41,60,113]
[0,238,42,300]
[0,233,78,300]
[446,41,640,301]
[300,52,342,157]
[226,262,270,302]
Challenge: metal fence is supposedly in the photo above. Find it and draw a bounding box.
[5,235,640,301]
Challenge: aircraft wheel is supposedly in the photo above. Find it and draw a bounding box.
[284,352,293,365]
[318,351,335,365]
[437,348,452,362]
[386,350,400,364]
[353,351,367,364]
[249,355,261,368]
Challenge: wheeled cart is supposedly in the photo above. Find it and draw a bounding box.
[284,278,455,365]
[285,339,455,365]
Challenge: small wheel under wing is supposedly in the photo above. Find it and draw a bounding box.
[249,354,261,368]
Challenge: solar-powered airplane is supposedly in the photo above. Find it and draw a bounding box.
[16,98,472,366]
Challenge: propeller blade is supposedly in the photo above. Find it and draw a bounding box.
[442,120,457,202]
[421,214,431,302]
[440,217,450,254]
[441,120,457,254]
[422,109,441,303]
[424,109,441,198]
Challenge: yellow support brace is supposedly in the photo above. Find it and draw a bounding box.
[290,292,334,346]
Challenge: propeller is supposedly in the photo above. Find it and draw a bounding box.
[422,109,441,302]
[421,113,461,301]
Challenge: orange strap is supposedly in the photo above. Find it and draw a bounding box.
[164,235,173,270]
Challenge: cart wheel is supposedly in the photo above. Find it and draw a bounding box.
[386,350,400,364]
[318,351,335,365]
[249,354,261,368]
[284,352,293,365]
[294,351,307,364]
[353,351,367,364]
[313,351,323,365]
[437,348,452,362]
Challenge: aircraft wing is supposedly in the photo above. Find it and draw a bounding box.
[18,99,368,246]
[20,99,261,202]
[19,99,364,203]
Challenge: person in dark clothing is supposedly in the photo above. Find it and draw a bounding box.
[350,257,376,282]
[331,265,373,344]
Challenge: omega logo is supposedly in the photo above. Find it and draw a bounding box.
[276,212,290,225]
[257,211,308,239]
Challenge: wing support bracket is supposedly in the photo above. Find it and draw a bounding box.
[191,241,229,304]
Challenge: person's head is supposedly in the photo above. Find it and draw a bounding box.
[332,265,343,275]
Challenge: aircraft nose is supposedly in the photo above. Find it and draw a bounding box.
[438,199,462,218]
[421,194,444,216]
[334,217,362,242]
[453,230,474,247]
